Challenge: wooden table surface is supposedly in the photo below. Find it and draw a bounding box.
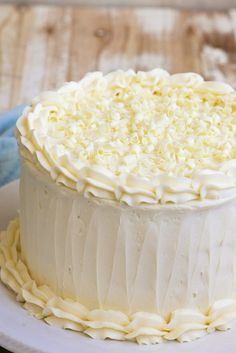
[1,4,236,112]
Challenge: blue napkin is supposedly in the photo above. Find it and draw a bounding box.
[0,106,25,187]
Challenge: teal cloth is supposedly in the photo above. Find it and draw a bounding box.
[0,106,25,187]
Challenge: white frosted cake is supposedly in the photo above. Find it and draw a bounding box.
[2,69,236,344]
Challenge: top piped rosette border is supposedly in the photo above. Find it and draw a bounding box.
[16,69,236,206]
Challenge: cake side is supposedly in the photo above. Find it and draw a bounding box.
[1,160,236,343]
[16,70,236,206]
[2,219,236,344]
[1,159,235,343]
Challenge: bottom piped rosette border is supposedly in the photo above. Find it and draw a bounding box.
[1,219,236,345]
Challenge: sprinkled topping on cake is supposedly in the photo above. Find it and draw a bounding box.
[17,69,236,205]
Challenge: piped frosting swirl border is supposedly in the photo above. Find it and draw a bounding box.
[1,219,236,344]
[16,70,236,206]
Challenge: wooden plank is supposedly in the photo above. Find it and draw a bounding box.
[0,5,22,111]
[1,5,236,112]
[3,0,236,11]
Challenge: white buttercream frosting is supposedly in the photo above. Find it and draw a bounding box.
[16,69,236,205]
[5,70,236,345]
[1,218,236,344]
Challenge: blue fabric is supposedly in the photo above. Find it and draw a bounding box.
[0,106,25,187]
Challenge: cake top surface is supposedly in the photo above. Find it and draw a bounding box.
[17,69,236,206]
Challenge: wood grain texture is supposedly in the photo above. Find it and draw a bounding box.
[2,0,236,10]
[1,5,236,111]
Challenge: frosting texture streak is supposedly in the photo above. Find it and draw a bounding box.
[0,219,236,344]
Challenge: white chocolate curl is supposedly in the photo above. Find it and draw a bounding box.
[16,69,236,205]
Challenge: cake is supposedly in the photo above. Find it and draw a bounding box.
[1,69,236,344]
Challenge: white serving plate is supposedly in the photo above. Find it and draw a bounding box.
[0,180,236,353]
